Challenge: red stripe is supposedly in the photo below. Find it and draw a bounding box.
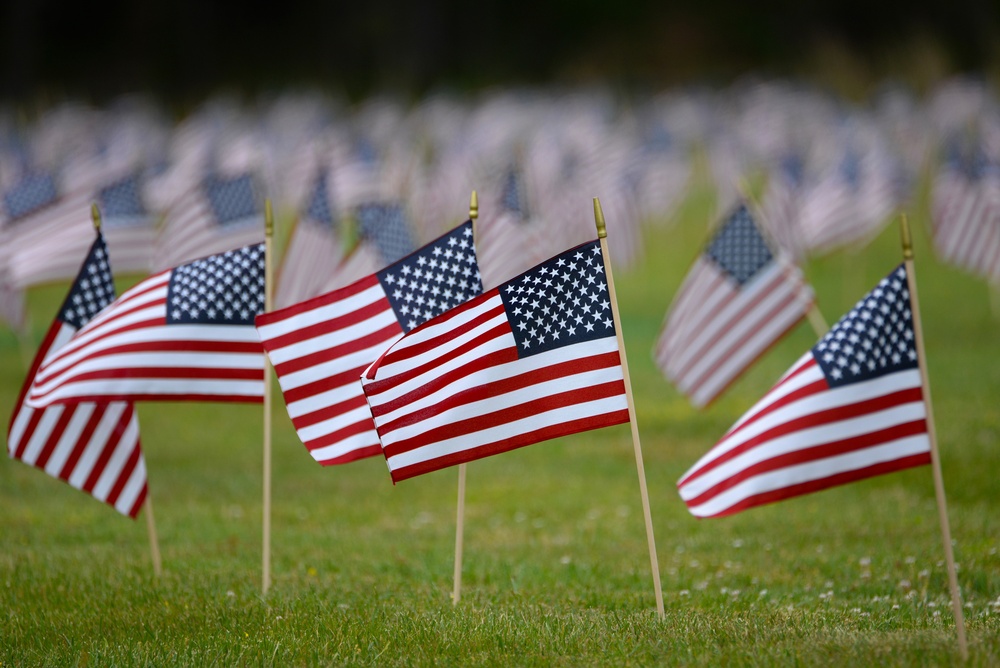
[257,274,379,326]
[272,320,400,377]
[382,377,626,458]
[125,483,147,519]
[81,416,125,494]
[304,419,378,453]
[283,364,377,405]
[47,392,262,404]
[698,452,933,518]
[40,365,262,392]
[103,438,142,509]
[683,419,929,508]
[390,409,630,483]
[682,385,924,488]
[263,295,393,357]
[12,410,43,459]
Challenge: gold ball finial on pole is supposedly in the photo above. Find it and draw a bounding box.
[469,190,478,221]
[593,197,607,239]
[900,212,914,261]
[90,202,102,231]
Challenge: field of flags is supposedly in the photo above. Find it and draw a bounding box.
[2,76,999,663]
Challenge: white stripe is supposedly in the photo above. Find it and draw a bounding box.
[42,403,98,476]
[297,403,374,442]
[19,407,64,466]
[266,308,396,369]
[91,413,140,500]
[385,394,628,472]
[113,455,147,516]
[257,282,386,344]
[42,378,264,404]
[309,430,381,463]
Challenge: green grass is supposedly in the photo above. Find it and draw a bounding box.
[2,175,999,666]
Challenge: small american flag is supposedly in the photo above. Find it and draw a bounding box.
[26,244,266,406]
[362,239,630,483]
[655,203,814,408]
[96,171,157,274]
[678,264,931,518]
[154,172,264,270]
[274,166,344,308]
[355,202,415,265]
[257,222,481,466]
[8,232,147,517]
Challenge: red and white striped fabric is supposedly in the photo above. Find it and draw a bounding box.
[25,244,266,407]
[257,222,481,466]
[678,264,931,518]
[8,232,147,517]
[362,239,629,483]
[654,203,814,408]
[931,163,1000,282]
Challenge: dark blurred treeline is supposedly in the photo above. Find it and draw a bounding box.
[2,0,998,109]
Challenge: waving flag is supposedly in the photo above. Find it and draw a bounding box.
[678,264,932,518]
[256,221,481,466]
[8,230,147,517]
[154,172,264,270]
[96,171,158,274]
[362,239,629,483]
[26,244,266,407]
[275,166,344,308]
[654,203,814,408]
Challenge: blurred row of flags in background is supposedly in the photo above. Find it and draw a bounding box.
[2,77,999,335]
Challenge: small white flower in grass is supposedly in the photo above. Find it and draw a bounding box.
[695,580,709,591]
[730,590,741,598]
[560,555,571,565]
[733,539,744,548]
[933,611,941,617]
[759,589,768,597]
[689,559,700,569]
[679,590,690,597]
[824,581,834,589]
[918,569,930,579]
[898,579,912,590]
[721,587,728,594]
[226,591,235,598]
[965,602,973,609]
[927,601,937,608]
[851,608,861,613]
[905,556,916,564]
[892,604,900,610]
[859,557,871,567]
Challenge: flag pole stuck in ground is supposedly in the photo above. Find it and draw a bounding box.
[593,197,665,620]
[262,199,275,595]
[899,213,968,660]
[453,190,478,606]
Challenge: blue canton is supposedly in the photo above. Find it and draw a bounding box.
[98,173,147,224]
[166,244,265,325]
[500,240,614,359]
[705,204,773,285]
[204,174,260,228]
[4,172,58,222]
[378,221,481,332]
[813,264,917,388]
[357,202,414,264]
[305,168,335,230]
[501,167,528,218]
[60,235,116,329]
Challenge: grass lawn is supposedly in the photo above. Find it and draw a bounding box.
[1,175,998,666]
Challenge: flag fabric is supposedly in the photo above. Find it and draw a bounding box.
[25,244,266,407]
[154,172,264,270]
[256,221,482,466]
[96,170,158,274]
[654,203,815,408]
[355,201,415,264]
[8,231,147,517]
[361,239,630,483]
[274,166,344,308]
[678,264,932,518]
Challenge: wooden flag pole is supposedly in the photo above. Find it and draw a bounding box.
[262,200,275,594]
[93,202,163,578]
[900,213,968,660]
[452,191,477,605]
[594,197,665,620]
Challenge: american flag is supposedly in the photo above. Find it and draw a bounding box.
[8,232,147,517]
[678,264,932,518]
[96,171,157,274]
[931,143,1000,282]
[256,222,482,467]
[154,172,264,270]
[1,170,97,290]
[274,166,344,308]
[25,244,266,406]
[758,155,807,259]
[355,202,415,264]
[361,239,630,483]
[654,203,814,408]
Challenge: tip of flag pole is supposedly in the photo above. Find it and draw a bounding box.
[90,202,102,231]
[264,199,274,237]
[469,190,478,220]
[593,197,606,239]
[899,212,913,260]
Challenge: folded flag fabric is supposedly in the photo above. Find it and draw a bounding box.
[362,239,630,483]
[256,221,482,466]
[8,230,147,517]
[677,264,932,518]
[654,203,815,408]
[26,244,266,406]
